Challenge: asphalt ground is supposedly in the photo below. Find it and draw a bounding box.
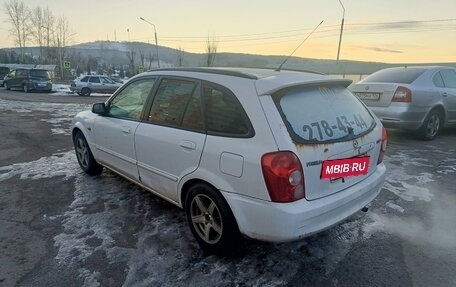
[1,88,455,287]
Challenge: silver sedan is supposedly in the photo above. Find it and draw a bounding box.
[349,66,456,140]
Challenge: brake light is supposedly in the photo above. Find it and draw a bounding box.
[377,127,387,164]
[261,151,305,202]
[392,86,411,102]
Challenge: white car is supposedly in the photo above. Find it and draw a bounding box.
[72,68,387,254]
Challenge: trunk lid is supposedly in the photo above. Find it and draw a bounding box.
[349,83,400,107]
[268,83,381,200]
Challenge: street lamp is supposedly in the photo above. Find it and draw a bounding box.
[139,17,160,68]
[336,0,345,63]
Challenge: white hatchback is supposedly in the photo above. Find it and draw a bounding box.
[72,68,387,254]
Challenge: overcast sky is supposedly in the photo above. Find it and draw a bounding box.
[1,0,455,63]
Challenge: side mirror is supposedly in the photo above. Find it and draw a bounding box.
[92,103,107,115]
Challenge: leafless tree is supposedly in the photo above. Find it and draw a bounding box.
[3,0,30,63]
[205,35,217,67]
[176,46,185,67]
[30,6,45,61]
[54,16,73,79]
[42,6,54,62]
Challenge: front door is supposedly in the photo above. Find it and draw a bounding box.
[93,77,157,180]
[135,78,206,202]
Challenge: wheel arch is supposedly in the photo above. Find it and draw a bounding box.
[427,104,447,126]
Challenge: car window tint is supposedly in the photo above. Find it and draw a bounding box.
[89,77,100,83]
[30,69,50,78]
[80,76,89,82]
[362,68,426,84]
[433,72,445,88]
[148,79,198,127]
[273,85,375,143]
[181,84,204,131]
[440,69,456,88]
[204,84,250,136]
[108,78,156,120]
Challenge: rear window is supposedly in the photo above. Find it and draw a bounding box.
[362,68,425,84]
[30,69,50,79]
[273,85,375,143]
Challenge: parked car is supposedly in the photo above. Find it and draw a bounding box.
[70,75,122,96]
[349,66,456,140]
[72,68,387,254]
[0,66,10,87]
[3,68,52,92]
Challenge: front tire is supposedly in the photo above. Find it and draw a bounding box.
[4,82,10,90]
[23,84,29,93]
[419,110,442,140]
[73,131,103,175]
[185,183,241,255]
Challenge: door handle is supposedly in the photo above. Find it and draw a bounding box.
[121,126,131,134]
[442,92,448,97]
[180,140,196,150]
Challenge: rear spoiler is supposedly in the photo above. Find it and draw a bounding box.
[256,78,353,96]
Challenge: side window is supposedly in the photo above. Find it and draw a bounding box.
[433,72,444,88]
[16,69,25,77]
[80,76,89,82]
[148,79,200,129]
[89,77,100,83]
[440,69,456,88]
[107,78,156,120]
[203,84,251,136]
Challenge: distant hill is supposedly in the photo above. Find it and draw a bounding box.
[3,41,456,75]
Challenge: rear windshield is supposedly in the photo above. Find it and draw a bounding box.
[273,85,375,143]
[363,67,425,84]
[30,69,50,79]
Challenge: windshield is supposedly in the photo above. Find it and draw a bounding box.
[362,67,426,84]
[273,85,375,143]
[30,69,50,79]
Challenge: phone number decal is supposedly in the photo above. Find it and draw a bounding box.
[302,114,368,141]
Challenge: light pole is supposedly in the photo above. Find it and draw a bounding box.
[139,17,160,68]
[336,0,345,63]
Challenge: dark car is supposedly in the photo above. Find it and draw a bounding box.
[3,68,53,93]
[0,66,10,87]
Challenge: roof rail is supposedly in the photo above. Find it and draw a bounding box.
[146,67,259,80]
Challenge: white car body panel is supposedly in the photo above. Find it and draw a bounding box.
[72,68,387,243]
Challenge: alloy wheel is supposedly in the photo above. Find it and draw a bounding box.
[190,194,223,244]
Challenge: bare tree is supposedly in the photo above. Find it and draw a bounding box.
[42,7,54,62]
[30,6,45,62]
[205,34,217,67]
[54,15,73,79]
[3,0,30,63]
[176,46,185,67]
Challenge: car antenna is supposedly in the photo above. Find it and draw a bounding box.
[275,20,324,72]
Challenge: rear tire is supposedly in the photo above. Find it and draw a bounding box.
[185,183,241,255]
[73,131,103,175]
[23,84,29,93]
[419,109,442,140]
[81,87,91,97]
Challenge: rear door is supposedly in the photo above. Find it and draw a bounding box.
[135,77,206,202]
[88,76,102,93]
[438,69,456,122]
[268,84,382,200]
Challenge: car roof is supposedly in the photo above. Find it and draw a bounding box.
[141,67,352,96]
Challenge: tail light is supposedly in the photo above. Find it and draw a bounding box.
[261,151,305,202]
[377,127,387,164]
[392,86,411,102]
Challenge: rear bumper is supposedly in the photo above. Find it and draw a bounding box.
[223,163,386,242]
[369,105,427,130]
[30,82,52,91]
